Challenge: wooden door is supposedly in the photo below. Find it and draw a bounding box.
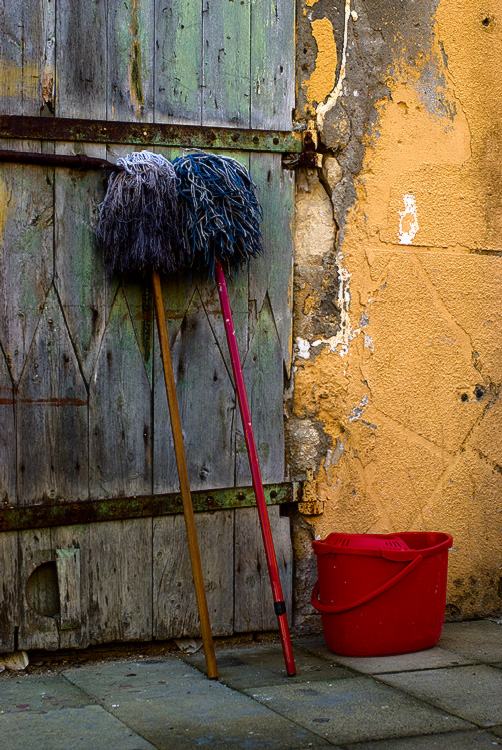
[0,0,295,650]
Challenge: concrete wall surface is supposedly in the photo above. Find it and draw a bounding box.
[290,0,502,627]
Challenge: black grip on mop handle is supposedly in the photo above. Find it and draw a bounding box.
[274,600,287,616]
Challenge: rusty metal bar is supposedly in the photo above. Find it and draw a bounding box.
[0,149,120,171]
[0,115,303,154]
[0,482,298,533]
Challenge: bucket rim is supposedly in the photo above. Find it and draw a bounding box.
[312,531,453,561]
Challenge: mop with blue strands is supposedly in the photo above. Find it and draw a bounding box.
[173,150,296,677]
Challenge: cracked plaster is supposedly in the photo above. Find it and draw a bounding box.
[290,0,502,622]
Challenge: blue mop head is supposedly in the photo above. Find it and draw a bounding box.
[172,151,263,278]
[96,151,182,278]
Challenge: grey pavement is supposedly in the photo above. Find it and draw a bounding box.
[0,620,501,749]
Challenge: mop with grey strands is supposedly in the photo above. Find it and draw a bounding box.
[96,150,217,679]
[173,151,296,676]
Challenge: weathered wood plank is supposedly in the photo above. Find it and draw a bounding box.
[202,0,251,127]
[89,287,152,499]
[88,519,152,644]
[54,142,112,384]
[56,0,107,119]
[105,144,154,381]
[250,0,295,130]
[0,532,19,652]
[0,3,23,114]
[155,0,202,124]
[0,157,53,384]
[17,288,89,506]
[18,528,59,650]
[107,0,154,121]
[0,350,16,505]
[52,524,90,649]
[234,505,292,632]
[153,289,236,494]
[236,296,285,486]
[153,511,233,638]
[249,152,294,375]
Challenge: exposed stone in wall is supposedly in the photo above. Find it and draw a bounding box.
[289,0,502,629]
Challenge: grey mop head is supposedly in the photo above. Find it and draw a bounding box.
[96,151,182,278]
[173,151,263,278]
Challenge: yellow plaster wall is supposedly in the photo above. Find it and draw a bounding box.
[296,0,502,617]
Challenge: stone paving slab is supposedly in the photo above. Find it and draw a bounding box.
[0,705,156,750]
[109,693,334,750]
[63,658,333,749]
[342,728,502,749]
[0,673,92,713]
[438,621,502,663]
[186,643,353,689]
[378,664,502,727]
[298,638,474,674]
[63,659,202,704]
[243,676,472,745]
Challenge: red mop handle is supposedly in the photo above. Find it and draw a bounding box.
[215,259,296,676]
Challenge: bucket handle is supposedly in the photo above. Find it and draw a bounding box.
[311,554,423,615]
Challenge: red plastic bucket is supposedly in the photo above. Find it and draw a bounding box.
[311,532,453,657]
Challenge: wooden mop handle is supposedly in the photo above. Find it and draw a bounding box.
[215,260,296,677]
[152,271,218,680]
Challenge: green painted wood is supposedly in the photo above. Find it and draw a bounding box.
[249,152,294,375]
[0,532,19,652]
[250,0,295,130]
[54,142,112,384]
[89,287,152,499]
[153,289,236,494]
[0,350,16,505]
[56,0,107,119]
[236,295,285,486]
[153,511,234,638]
[203,0,251,127]
[0,158,54,384]
[17,288,89,506]
[107,0,154,122]
[155,0,202,124]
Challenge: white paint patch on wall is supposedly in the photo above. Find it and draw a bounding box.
[296,337,311,359]
[316,0,351,131]
[398,193,419,245]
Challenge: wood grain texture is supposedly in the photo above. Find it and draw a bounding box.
[52,524,90,649]
[0,159,54,384]
[18,528,59,650]
[155,0,202,124]
[89,288,152,499]
[88,519,152,644]
[107,0,154,121]
[202,0,251,127]
[153,289,236,494]
[17,288,89,506]
[250,0,294,130]
[0,350,16,505]
[54,142,111,384]
[153,510,233,638]
[249,152,294,375]
[56,0,106,119]
[0,532,19,652]
[236,296,285,486]
[234,505,292,632]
